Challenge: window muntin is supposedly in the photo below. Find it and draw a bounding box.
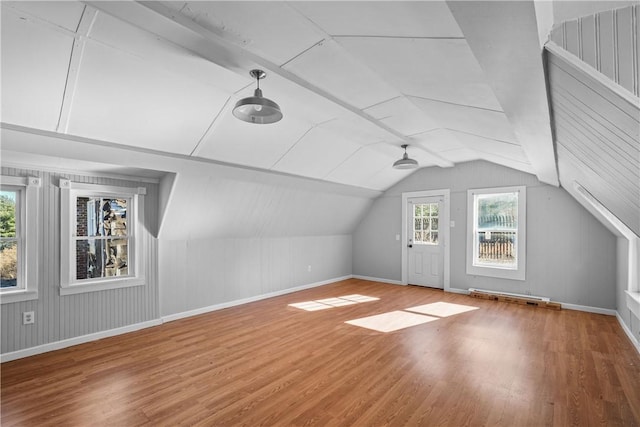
[60,180,145,295]
[466,186,526,281]
[473,192,518,268]
[0,188,20,289]
[75,197,130,280]
[413,203,439,245]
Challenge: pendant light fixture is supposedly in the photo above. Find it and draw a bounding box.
[233,69,283,124]
[393,144,419,169]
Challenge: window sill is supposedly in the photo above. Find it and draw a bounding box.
[626,291,640,319]
[1,289,39,304]
[60,277,145,296]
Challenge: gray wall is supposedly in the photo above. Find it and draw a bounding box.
[160,235,351,317]
[1,167,159,354]
[353,160,617,309]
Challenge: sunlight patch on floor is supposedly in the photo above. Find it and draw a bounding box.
[405,302,479,317]
[316,297,358,307]
[345,311,438,333]
[345,301,480,333]
[289,294,379,311]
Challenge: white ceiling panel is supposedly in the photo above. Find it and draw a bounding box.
[262,73,346,126]
[365,165,416,191]
[337,37,503,111]
[410,129,468,153]
[284,39,400,109]
[326,146,399,189]
[5,1,84,32]
[67,40,229,155]
[0,8,74,130]
[364,97,439,136]
[410,97,519,145]
[196,110,311,169]
[165,1,325,65]
[451,131,529,164]
[291,1,463,38]
[271,127,361,179]
[89,11,248,92]
[1,0,562,194]
[438,148,480,163]
[319,114,398,146]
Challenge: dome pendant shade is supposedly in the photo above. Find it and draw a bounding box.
[233,70,282,124]
[393,144,419,169]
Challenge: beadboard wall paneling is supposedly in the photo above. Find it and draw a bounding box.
[1,167,159,354]
[353,160,617,310]
[549,5,639,97]
[159,235,352,317]
[547,46,640,236]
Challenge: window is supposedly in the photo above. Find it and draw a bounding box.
[466,186,526,281]
[413,203,439,245]
[1,176,40,304]
[60,180,146,295]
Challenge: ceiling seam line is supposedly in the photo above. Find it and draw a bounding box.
[321,146,367,180]
[189,96,233,157]
[1,122,383,197]
[55,6,98,134]
[87,1,454,168]
[332,35,466,40]
[407,95,504,113]
[361,95,405,112]
[445,128,521,147]
[268,126,316,170]
[279,39,327,68]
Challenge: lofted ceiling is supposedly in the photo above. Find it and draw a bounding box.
[1,1,559,191]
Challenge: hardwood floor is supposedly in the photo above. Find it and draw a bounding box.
[2,279,639,426]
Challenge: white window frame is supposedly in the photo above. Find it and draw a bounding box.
[466,186,526,281]
[60,180,146,295]
[1,176,40,304]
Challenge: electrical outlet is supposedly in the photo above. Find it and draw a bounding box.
[23,311,35,325]
[307,265,312,272]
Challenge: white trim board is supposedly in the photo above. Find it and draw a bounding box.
[0,319,162,363]
[351,275,403,286]
[616,312,640,355]
[3,276,634,362]
[1,275,351,362]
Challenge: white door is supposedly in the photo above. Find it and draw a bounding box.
[407,197,444,288]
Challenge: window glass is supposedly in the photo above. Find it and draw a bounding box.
[474,192,518,268]
[0,190,18,289]
[75,196,130,281]
[466,186,526,281]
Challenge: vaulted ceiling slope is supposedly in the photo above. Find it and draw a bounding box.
[546,5,639,235]
[1,1,558,191]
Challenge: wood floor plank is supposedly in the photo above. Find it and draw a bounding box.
[2,279,639,426]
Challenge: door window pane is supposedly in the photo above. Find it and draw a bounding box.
[413,202,439,245]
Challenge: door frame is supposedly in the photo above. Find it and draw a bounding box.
[401,189,451,291]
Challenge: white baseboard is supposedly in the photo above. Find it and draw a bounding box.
[352,275,403,285]
[2,276,353,362]
[616,311,640,355]
[161,275,352,323]
[561,303,617,316]
[0,319,162,363]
